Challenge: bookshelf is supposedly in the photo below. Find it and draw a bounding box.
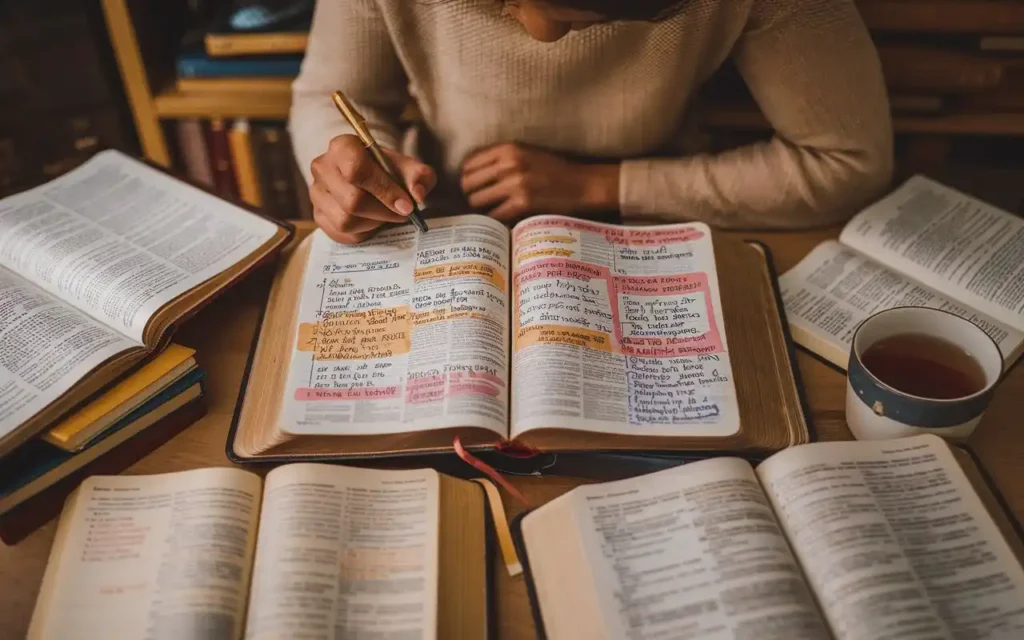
[100,0,1024,170]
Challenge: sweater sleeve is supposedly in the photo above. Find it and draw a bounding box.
[288,0,408,186]
[619,0,894,229]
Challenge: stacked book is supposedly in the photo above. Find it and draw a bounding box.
[0,148,293,544]
[174,0,312,80]
[0,346,206,543]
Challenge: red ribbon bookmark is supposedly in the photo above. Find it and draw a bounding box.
[453,436,532,509]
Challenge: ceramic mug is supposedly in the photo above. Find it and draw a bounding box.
[845,307,1004,441]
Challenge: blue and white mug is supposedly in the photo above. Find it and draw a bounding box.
[846,307,1004,441]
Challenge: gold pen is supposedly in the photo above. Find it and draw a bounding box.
[331,90,429,233]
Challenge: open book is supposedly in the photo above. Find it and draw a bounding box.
[230,214,809,462]
[513,433,1024,640]
[27,464,488,640]
[780,175,1024,370]
[0,150,291,456]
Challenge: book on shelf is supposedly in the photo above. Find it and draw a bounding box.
[174,119,214,186]
[249,122,308,219]
[175,49,303,79]
[202,0,312,57]
[207,117,238,198]
[0,367,206,524]
[26,463,488,639]
[0,149,293,458]
[0,382,208,545]
[228,118,263,206]
[43,343,196,452]
[779,175,1024,371]
[228,214,810,465]
[205,30,309,57]
[512,433,1024,640]
[980,36,1024,52]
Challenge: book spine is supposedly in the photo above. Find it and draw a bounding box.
[204,32,309,57]
[206,118,238,198]
[251,124,298,219]
[227,118,263,206]
[174,118,215,186]
[175,54,303,78]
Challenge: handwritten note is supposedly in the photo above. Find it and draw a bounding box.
[280,217,511,436]
[510,216,739,438]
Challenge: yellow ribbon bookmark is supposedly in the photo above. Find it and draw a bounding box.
[472,478,523,577]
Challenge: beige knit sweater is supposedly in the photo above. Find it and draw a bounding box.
[289,0,894,229]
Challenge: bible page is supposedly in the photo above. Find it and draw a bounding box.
[779,240,1023,368]
[521,457,829,640]
[27,467,263,640]
[0,150,279,343]
[0,269,140,440]
[510,216,739,437]
[758,434,1024,640]
[243,464,439,640]
[840,175,1024,332]
[278,215,509,436]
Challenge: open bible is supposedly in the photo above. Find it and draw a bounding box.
[230,214,809,462]
[27,464,488,640]
[513,433,1024,640]
[780,175,1024,370]
[0,150,292,456]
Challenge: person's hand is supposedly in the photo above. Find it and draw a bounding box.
[460,143,619,223]
[310,134,437,244]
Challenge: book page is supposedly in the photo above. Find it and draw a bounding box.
[278,215,509,437]
[27,467,263,640]
[521,457,829,639]
[840,175,1024,332]
[758,435,1024,640]
[243,464,439,640]
[510,216,739,437]
[779,241,1023,367]
[0,269,140,440]
[0,150,279,343]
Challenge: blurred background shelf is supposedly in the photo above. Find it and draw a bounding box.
[92,0,1024,213]
[153,82,292,119]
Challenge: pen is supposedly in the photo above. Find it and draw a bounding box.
[331,90,429,233]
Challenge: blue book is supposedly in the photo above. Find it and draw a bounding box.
[0,368,206,512]
[176,50,303,78]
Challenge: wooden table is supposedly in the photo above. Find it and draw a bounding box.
[2,225,1023,639]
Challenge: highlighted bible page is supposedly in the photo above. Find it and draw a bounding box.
[278,215,511,437]
[509,216,740,439]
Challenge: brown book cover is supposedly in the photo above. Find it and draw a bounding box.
[0,393,208,545]
[206,117,238,198]
[175,118,215,186]
[251,123,299,219]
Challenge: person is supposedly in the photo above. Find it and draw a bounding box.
[290,0,894,245]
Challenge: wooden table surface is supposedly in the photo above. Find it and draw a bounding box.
[2,224,1023,639]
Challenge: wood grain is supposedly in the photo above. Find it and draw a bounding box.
[2,224,1022,639]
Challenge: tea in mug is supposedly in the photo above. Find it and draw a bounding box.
[860,333,987,399]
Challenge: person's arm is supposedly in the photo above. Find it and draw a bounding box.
[288,0,435,244]
[620,0,894,229]
[288,0,408,184]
